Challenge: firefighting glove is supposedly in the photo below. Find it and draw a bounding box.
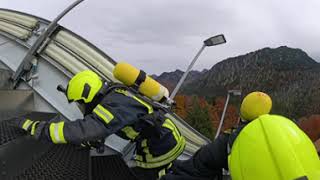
[9,117,40,136]
[80,139,105,153]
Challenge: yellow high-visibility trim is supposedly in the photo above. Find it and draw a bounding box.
[115,89,128,96]
[135,138,186,169]
[121,126,140,140]
[162,119,181,142]
[164,118,182,137]
[132,96,153,114]
[30,121,40,135]
[49,122,67,144]
[135,155,143,161]
[115,89,153,114]
[158,168,167,178]
[22,119,33,131]
[143,147,151,154]
[144,136,185,163]
[49,123,58,144]
[141,139,148,147]
[93,104,114,124]
[135,119,186,168]
[58,122,67,144]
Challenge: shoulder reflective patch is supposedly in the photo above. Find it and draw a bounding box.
[115,89,153,114]
[49,122,67,144]
[22,119,33,131]
[132,96,153,114]
[93,104,114,124]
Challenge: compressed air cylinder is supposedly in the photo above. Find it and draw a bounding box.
[113,62,169,102]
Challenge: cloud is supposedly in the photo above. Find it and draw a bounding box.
[1,0,319,74]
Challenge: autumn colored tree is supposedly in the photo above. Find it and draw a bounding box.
[185,96,215,139]
[173,94,240,139]
[174,95,188,119]
[209,97,239,133]
[298,115,320,142]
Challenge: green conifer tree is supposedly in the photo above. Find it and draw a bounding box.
[186,97,215,139]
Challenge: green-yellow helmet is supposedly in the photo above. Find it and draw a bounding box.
[240,91,272,121]
[67,70,103,103]
[228,114,320,180]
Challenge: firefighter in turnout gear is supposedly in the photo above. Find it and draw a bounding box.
[163,114,320,180]
[12,70,186,180]
[162,91,273,180]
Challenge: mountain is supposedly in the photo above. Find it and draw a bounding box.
[155,46,320,119]
[153,69,208,92]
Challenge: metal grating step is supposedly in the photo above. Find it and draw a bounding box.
[0,112,139,180]
[13,145,89,180]
[91,155,138,180]
[0,120,26,145]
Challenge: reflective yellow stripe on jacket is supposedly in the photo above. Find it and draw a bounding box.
[49,122,67,144]
[93,104,114,124]
[115,89,153,114]
[115,88,153,140]
[132,96,153,114]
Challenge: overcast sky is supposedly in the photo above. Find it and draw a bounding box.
[1,0,320,74]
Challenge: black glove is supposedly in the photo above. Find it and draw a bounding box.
[8,117,40,135]
[80,139,105,153]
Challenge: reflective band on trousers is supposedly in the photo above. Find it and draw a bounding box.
[49,122,67,144]
[93,104,114,124]
[22,119,33,131]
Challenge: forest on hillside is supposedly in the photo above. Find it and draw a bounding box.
[158,46,320,142]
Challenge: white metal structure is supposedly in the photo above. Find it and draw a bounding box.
[0,8,210,159]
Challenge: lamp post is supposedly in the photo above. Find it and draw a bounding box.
[169,34,226,101]
[214,90,241,139]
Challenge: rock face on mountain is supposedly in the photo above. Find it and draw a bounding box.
[155,46,320,119]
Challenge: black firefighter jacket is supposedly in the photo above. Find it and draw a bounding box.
[15,86,186,169]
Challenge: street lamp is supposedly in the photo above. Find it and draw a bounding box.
[214,90,241,139]
[169,34,226,101]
